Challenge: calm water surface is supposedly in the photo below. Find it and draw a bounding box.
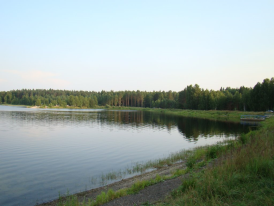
[0,105,249,206]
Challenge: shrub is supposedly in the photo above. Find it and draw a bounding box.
[206,145,222,159]
[239,133,247,145]
[186,157,196,169]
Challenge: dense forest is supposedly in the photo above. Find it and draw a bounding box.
[0,78,273,111]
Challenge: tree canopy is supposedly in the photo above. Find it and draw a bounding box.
[0,78,273,111]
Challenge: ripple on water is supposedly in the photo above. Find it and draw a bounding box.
[0,106,249,206]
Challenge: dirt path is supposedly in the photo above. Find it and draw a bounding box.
[103,174,189,206]
[102,160,218,206]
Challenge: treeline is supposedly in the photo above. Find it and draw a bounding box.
[0,78,273,111]
[178,78,274,111]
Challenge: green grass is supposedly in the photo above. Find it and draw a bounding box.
[156,117,274,206]
[96,146,209,186]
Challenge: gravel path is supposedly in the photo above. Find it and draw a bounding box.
[103,159,218,206]
[103,174,189,206]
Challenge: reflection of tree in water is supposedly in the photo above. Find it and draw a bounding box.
[176,117,249,141]
[100,111,249,141]
[105,111,144,125]
[2,110,249,142]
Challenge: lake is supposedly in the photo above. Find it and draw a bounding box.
[0,105,249,206]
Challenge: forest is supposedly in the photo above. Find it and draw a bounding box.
[0,78,273,111]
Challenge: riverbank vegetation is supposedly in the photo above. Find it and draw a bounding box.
[53,117,274,206]
[1,77,273,111]
[157,117,274,206]
[55,138,235,206]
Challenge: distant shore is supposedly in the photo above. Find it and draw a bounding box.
[1,103,266,122]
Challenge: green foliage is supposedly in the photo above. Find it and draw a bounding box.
[105,104,111,108]
[172,169,188,177]
[35,98,41,106]
[192,147,207,160]
[196,160,206,168]
[186,156,196,169]
[171,178,196,198]
[206,145,222,159]
[128,180,149,194]
[180,178,196,192]
[239,133,248,145]
[95,191,106,204]
[248,158,274,178]
[157,118,274,206]
[1,77,273,111]
[154,174,164,182]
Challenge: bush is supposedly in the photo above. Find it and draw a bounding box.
[206,145,221,159]
[239,133,247,145]
[186,157,196,169]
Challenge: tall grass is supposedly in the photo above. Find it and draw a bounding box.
[97,149,194,185]
[98,141,231,185]
[158,118,274,206]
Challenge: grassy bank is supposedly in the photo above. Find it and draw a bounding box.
[55,139,229,206]
[156,117,274,206]
[54,117,274,206]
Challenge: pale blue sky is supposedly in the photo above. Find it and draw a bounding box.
[0,1,273,92]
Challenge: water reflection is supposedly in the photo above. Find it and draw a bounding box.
[240,120,261,126]
[0,110,249,142]
[0,106,249,206]
[177,117,248,141]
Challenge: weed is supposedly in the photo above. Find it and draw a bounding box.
[155,174,164,182]
[196,160,206,168]
[186,156,196,169]
[128,180,149,194]
[206,145,222,159]
[239,133,248,144]
[172,169,188,177]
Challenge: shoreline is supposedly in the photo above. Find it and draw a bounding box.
[38,162,187,206]
[2,103,271,205]
[1,103,266,123]
[38,117,274,205]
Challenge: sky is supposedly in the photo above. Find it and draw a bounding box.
[0,1,273,92]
